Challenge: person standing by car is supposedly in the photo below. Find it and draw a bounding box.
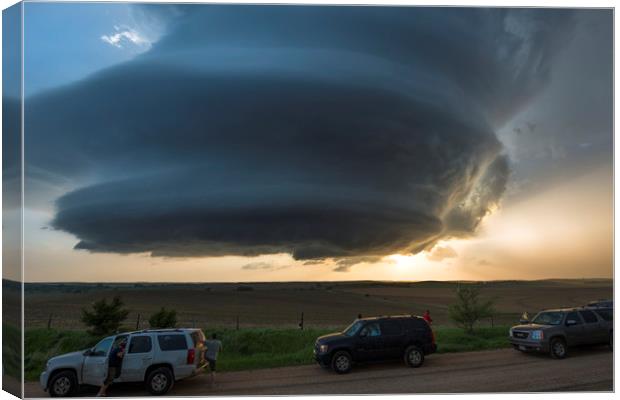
[204,333,223,386]
[97,339,126,397]
[423,310,433,325]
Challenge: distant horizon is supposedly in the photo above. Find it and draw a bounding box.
[11,277,614,285]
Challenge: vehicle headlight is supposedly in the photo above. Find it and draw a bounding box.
[531,330,544,340]
[319,344,329,353]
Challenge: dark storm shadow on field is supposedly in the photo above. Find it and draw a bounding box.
[23,6,577,266]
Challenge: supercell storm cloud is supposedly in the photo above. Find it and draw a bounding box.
[25,6,575,264]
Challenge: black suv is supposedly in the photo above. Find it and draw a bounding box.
[314,315,436,374]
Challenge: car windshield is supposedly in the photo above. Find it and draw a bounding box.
[91,337,114,356]
[532,311,564,326]
[343,320,364,336]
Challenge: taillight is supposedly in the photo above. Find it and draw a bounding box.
[187,348,195,364]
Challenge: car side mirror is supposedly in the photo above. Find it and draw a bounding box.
[566,319,577,326]
[83,349,92,356]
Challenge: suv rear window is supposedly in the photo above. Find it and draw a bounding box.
[579,310,598,323]
[380,320,403,336]
[157,334,188,351]
[129,336,152,353]
[594,309,613,321]
[402,317,429,331]
[565,312,583,325]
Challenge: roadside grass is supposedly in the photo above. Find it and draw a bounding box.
[24,327,100,381]
[3,323,22,380]
[434,326,511,353]
[23,325,510,380]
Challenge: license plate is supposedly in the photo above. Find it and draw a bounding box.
[519,345,526,351]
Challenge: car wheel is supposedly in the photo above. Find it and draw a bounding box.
[550,338,567,359]
[49,371,78,397]
[404,345,424,368]
[331,351,352,374]
[146,367,174,395]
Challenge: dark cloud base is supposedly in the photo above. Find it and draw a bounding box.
[24,6,576,266]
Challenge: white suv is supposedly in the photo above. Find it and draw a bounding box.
[40,328,207,397]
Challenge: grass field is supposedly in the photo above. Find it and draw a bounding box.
[21,324,511,381]
[22,279,612,330]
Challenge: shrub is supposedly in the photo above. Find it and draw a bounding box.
[149,307,178,328]
[448,285,495,333]
[80,296,129,336]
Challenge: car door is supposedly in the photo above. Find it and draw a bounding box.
[120,334,154,382]
[379,320,405,359]
[156,333,190,378]
[564,311,586,346]
[578,310,606,344]
[81,337,114,386]
[355,322,384,361]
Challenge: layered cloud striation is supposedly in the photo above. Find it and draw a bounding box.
[25,6,575,263]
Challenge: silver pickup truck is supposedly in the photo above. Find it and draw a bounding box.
[508,307,612,359]
[40,328,207,397]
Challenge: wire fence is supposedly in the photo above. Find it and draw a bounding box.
[25,311,521,331]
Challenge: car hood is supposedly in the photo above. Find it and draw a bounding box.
[49,350,86,366]
[316,332,348,344]
[511,324,552,331]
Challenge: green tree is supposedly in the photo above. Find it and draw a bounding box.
[81,296,129,336]
[149,307,178,329]
[448,285,495,333]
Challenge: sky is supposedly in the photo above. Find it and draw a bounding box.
[3,3,612,282]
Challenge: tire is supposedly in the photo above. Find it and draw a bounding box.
[404,345,424,368]
[550,338,567,359]
[331,351,352,374]
[146,367,174,395]
[48,370,78,397]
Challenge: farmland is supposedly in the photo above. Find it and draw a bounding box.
[23,279,612,330]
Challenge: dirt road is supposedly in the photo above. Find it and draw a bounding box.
[25,347,613,397]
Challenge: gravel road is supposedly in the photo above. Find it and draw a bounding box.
[24,346,613,397]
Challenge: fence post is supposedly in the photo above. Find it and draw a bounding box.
[136,313,140,330]
[236,315,240,330]
[47,313,53,329]
[299,312,304,330]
